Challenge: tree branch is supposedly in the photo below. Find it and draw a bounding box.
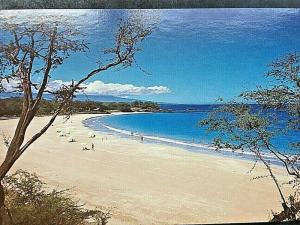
[32,28,57,111]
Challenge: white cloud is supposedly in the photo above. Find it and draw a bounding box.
[47,80,170,96]
[46,80,73,91]
[1,78,21,92]
[81,80,170,96]
[1,79,170,96]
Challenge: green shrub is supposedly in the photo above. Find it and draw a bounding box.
[0,97,160,116]
[2,170,111,225]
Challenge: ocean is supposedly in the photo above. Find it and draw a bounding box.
[1,92,298,159]
[84,104,299,162]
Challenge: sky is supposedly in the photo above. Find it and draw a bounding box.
[1,9,300,104]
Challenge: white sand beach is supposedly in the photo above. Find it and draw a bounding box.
[0,113,291,225]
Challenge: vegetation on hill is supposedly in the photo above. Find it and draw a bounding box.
[1,170,111,225]
[0,98,161,117]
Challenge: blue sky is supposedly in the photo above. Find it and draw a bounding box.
[1,9,300,104]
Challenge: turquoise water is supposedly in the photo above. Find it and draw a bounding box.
[100,112,215,144]
[84,108,299,157]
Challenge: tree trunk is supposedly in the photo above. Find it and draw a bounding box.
[0,182,5,225]
[0,155,16,181]
[0,151,17,225]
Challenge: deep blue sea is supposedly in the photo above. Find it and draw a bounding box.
[84,104,299,160]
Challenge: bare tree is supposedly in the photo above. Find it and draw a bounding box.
[200,52,300,221]
[0,16,153,222]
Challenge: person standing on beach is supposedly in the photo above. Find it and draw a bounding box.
[91,143,95,151]
[141,135,144,143]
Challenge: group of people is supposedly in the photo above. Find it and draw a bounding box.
[130,131,144,143]
[82,143,94,151]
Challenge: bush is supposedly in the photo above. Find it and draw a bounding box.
[0,98,22,116]
[2,170,111,225]
[0,98,160,116]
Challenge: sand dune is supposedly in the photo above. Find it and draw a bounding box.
[0,114,291,225]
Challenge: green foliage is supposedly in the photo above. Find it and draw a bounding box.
[72,101,109,113]
[200,53,299,158]
[115,103,132,112]
[241,52,300,151]
[102,101,160,112]
[0,98,22,117]
[0,98,160,116]
[131,100,160,110]
[199,103,273,151]
[200,53,300,221]
[2,170,111,225]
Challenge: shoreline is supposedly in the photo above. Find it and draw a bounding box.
[0,113,291,225]
[83,113,285,168]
